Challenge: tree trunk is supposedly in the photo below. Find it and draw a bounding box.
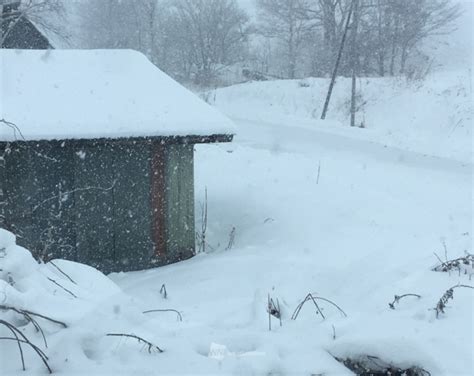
[288,21,295,79]
[378,53,385,77]
[389,15,399,76]
[399,44,408,74]
[320,0,338,75]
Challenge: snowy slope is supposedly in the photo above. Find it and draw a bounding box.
[0,49,234,141]
[1,74,472,375]
[208,71,472,163]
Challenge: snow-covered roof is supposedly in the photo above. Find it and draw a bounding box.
[28,19,69,50]
[0,49,235,142]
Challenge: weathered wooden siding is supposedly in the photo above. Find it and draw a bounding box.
[74,143,116,270]
[1,138,196,272]
[164,144,195,262]
[73,141,154,272]
[113,142,154,268]
[151,143,167,259]
[2,142,75,260]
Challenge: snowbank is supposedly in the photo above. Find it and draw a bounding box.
[0,49,234,141]
[209,71,472,163]
[0,229,151,374]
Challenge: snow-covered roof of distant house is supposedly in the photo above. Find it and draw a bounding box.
[0,49,235,142]
[29,20,70,50]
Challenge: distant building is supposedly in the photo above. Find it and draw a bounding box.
[0,49,234,273]
[1,1,52,49]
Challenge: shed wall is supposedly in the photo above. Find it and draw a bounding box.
[3,142,76,260]
[164,144,195,262]
[1,139,196,273]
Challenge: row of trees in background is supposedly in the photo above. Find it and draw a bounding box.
[255,0,460,79]
[20,0,461,87]
[79,0,249,87]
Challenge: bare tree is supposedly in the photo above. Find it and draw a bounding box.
[256,0,461,79]
[392,0,460,74]
[75,0,460,83]
[353,0,461,76]
[78,0,249,87]
[79,0,141,49]
[256,0,316,79]
[308,0,349,76]
[170,0,249,86]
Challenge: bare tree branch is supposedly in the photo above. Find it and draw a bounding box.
[143,309,183,322]
[106,333,164,353]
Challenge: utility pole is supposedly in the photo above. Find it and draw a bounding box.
[350,0,360,127]
[321,0,355,120]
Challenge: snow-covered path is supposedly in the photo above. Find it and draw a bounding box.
[111,116,472,375]
[232,117,471,175]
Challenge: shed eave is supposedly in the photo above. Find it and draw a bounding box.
[0,133,234,146]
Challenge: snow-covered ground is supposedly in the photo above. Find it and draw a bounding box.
[1,72,473,375]
[209,70,472,163]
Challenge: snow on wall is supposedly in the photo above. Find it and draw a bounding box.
[0,49,235,142]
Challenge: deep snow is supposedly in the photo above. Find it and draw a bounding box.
[0,72,472,375]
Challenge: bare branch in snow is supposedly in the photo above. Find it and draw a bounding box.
[0,320,52,373]
[292,292,347,320]
[48,260,77,285]
[196,187,208,253]
[292,292,326,320]
[143,309,183,322]
[432,251,474,277]
[267,293,282,331]
[106,333,163,353]
[388,293,421,310]
[160,284,167,299]
[0,118,25,141]
[46,277,77,298]
[433,284,474,318]
[0,305,68,328]
[316,161,321,184]
[225,227,236,250]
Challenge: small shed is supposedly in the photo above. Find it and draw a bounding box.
[1,1,53,49]
[0,49,234,273]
